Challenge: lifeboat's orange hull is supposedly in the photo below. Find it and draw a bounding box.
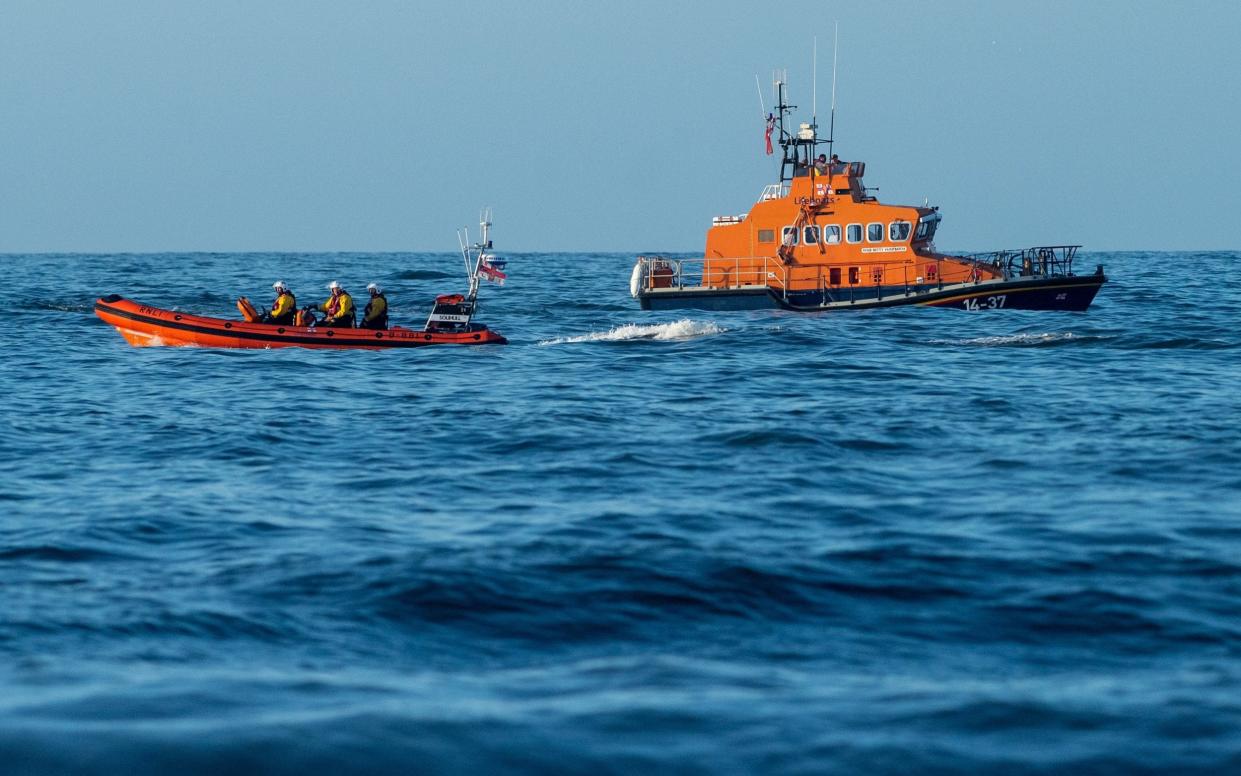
[94,296,507,349]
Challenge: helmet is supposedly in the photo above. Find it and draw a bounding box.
[327,280,340,290]
[272,280,287,291]
[366,282,381,293]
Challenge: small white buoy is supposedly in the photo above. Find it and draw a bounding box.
[629,261,645,298]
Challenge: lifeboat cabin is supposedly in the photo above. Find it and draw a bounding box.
[631,83,1106,313]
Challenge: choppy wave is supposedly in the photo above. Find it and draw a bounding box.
[4,250,1241,774]
[539,319,725,345]
[395,269,453,279]
[929,331,1089,347]
[28,299,94,313]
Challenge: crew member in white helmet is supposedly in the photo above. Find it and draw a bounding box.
[261,281,297,325]
[361,282,388,330]
[314,281,355,328]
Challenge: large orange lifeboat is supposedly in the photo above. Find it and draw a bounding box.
[631,79,1106,313]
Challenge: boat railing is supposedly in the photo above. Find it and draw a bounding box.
[960,245,1082,280]
[757,183,789,202]
[636,253,982,302]
[635,255,790,297]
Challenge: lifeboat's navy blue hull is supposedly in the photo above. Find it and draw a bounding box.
[638,271,1106,313]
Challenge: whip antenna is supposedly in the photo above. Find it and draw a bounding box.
[829,22,838,158]
[754,73,766,117]
[812,36,818,132]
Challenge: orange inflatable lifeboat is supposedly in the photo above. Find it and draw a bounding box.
[94,295,507,349]
[95,211,510,350]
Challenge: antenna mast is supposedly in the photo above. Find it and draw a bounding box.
[829,22,838,160]
[773,69,789,140]
[812,36,818,138]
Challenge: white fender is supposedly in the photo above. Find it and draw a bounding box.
[629,261,646,298]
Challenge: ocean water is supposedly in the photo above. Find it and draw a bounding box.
[3,250,1240,774]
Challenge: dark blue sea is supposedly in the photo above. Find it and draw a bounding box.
[3,250,1240,774]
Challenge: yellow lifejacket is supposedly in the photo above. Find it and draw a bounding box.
[362,294,387,327]
[271,291,295,319]
[322,291,354,322]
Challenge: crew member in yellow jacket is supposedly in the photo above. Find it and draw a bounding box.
[261,280,297,325]
[316,281,355,328]
[361,283,388,330]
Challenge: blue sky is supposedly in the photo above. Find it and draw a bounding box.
[1,0,1236,252]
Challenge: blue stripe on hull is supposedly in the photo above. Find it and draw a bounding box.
[783,285,934,307]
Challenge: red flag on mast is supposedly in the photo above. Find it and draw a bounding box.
[764,114,776,155]
[478,260,507,285]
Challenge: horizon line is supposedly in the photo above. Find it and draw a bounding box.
[1,246,1236,255]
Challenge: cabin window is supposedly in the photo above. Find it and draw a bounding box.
[867,223,884,242]
[803,226,820,244]
[757,229,775,243]
[781,226,799,246]
[846,224,863,243]
[823,225,842,244]
[829,267,841,285]
[889,221,911,242]
[915,219,939,241]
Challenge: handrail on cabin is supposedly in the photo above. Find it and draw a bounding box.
[757,183,790,203]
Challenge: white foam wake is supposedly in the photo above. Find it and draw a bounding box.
[931,332,1080,347]
[539,319,725,346]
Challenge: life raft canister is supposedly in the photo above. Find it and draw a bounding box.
[237,297,261,322]
[651,262,674,289]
